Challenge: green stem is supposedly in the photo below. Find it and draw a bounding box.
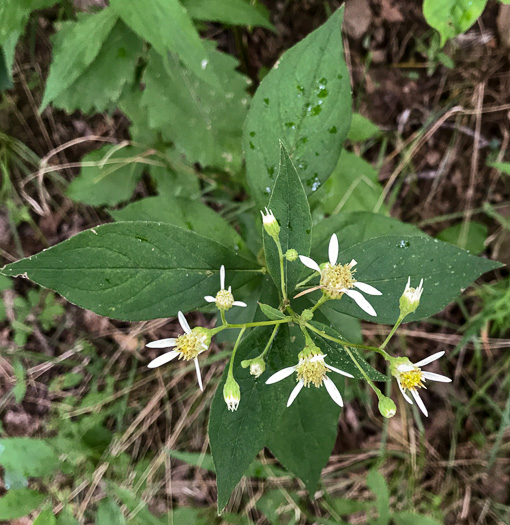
[225,319,290,329]
[295,272,319,289]
[220,310,227,326]
[228,328,246,376]
[310,294,328,313]
[275,237,288,304]
[380,315,404,350]
[259,325,279,360]
[341,344,384,400]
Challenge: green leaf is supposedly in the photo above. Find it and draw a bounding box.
[423,0,487,46]
[109,485,162,525]
[392,512,443,525]
[436,221,488,255]
[209,326,294,511]
[55,506,79,525]
[34,508,57,525]
[142,46,248,171]
[329,498,372,515]
[0,438,60,478]
[52,21,142,113]
[244,7,352,207]
[258,302,290,320]
[309,151,386,215]
[40,8,118,110]
[12,359,27,403]
[489,161,510,175]
[307,235,502,324]
[182,0,275,30]
[66,145,144,206]
[264,144,312,297]
[347,113,381,142]
[96,498,125,525]
[149,163,201,199]
[0,489,46,519]
[110,0,218,86]
[109,195,248,255]
[366,469,390,525]
[1,222,260,321]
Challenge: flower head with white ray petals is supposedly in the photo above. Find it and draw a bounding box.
[146,312,212,391]
[204,265,247,311]
[298,234,382,317]
[265,344,354,407]
[399,276,424,317]
[391,351,452,417]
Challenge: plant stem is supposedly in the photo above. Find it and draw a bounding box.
[380,315,404,350]
[275,238,288,304]
[259,325,279,359]
[228,327,246,376]
[225,318,290,329]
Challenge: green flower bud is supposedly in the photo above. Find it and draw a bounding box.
[223,376,241,411]
[378,396,397,418]
[300,309,314,322]
[285,248,298,262]
[399,277,424,317]
[260,208,280,238]
[241,357,266,378]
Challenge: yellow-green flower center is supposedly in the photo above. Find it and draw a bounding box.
[399,368,424,390]
[320,263,356,299]
[215,289,234,310]
[175,332,207,360]
[296,354,328,387]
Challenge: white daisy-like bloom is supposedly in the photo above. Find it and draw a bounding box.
[266,348,354,407]
[392,351,452,417]
[147,311,210,391]
[298,233,382,316]
[204,265,247,311]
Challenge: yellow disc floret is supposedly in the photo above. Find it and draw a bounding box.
[215,288,235,310]
[296,353,328,388]
[320,262,356,299]
[175,330,209,360]
[399,368,425,390]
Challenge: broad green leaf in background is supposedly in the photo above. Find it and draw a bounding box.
[436,220,488,255]
[309,151,386,215]
[149,163,201,199]
[0,488,46,520]
[182,0,275,30]
[423,0,488,46]
[209,326,295,511]
[66,145,144,206]
[244,7,352,207]
[96,498,126,525]
[303,234,502,324]
[367,469,390,525]
[142,46,249,172]
[264,144,312,297]
[0,31,18,91]
[347,113,381,142]
[34,508,57,525]
[1,222,260,321]
[109,195,248,255]
[488,161,510,175]
[40,8,118,110]
[110,0,218,86]
[0,438,59,478]
[52,21,142,113]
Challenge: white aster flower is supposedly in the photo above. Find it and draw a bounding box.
[147,311,211,391]
[392,351,452,417]
[260,207,280,237]
[204,265,247,311]
[399,276,424,317]
[298,233,382,316]
[265,346,354,407]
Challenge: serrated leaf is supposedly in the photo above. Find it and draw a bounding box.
[182,0,275,30]
[142,46,248,171]
[110,0,218,86]
[52,21,142,113]
[0,438,59,478]
[244,7,351,207]
[0,489,46,520]
[1,222,260,321]
[264,144,312,297]
[423,0,487,46]
[304,235,502,324]
[258,302,289,320]
[40,8,118,110]
[109,195,247,255]
[66,145,144,206]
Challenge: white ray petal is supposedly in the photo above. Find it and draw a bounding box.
[329,234,339,265]
[398,380,413,404]
[287,379,304,407]
[325,364,354,378]
[299,255,321,273]
[422,371,452,383]
[265,366,297,384]
[178,311,191,334]
[220,265,225,289]
[147,350,179,368]
[411,389,428,416]
[233,301,247,307]
[204,296,216,303]
[354,281,382,295]
[323,377,343,407]
[347,259,357,269]
[397,364,415,372]
[414,351,445,368]
[344,289,377,317]
[194,357,203,391]
[146,338,177,349]
[310,354,325,363]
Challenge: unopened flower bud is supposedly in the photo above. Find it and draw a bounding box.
[300,309,314,322]
[223,376,241,411]
[241,357,266,378]
[285,248,298,261]
[399,277,424,317]
[378,396,397,418]
[260,208,280,238]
